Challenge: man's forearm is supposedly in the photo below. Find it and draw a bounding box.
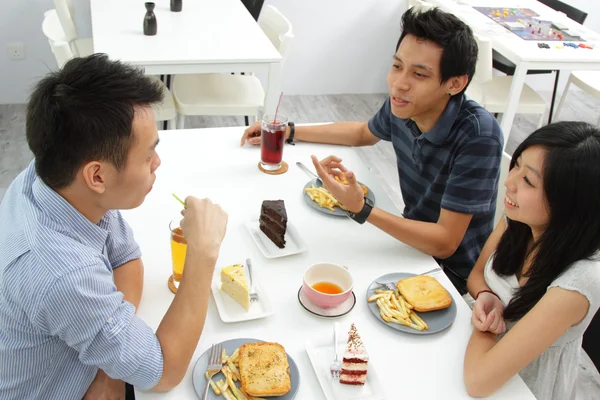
[153,246,216,391]
[293,122,378,147]
[113,259,144,310]
[367,208,458,259]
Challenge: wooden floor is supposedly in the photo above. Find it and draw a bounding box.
[1,91,600,398]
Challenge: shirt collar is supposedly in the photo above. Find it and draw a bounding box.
[403,93,465,145]
[32,174,110,254]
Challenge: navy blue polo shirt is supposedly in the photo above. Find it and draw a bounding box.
[368,94,504,280]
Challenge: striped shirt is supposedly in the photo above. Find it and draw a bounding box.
[0,162,163,399]
[368,95,504,280]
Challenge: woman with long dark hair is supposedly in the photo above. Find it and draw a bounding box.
[463,121,600,399]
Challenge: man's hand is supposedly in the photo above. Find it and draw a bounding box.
[472,292,506,335]
[83,369,125,400]
[311,155,364,213]
[241,122,291,146]
[180,197,228,261]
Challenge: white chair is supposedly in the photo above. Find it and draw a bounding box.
[42,12,176,129]
[172,5,294,129]
[494,151,513,226]
[467,35,547,129]
[53,0,93,56]
[554,71,600,126]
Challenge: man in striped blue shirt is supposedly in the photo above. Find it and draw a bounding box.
[0,55,228,399]
[241,8,504,294]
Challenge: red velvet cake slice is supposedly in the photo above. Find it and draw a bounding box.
[340,323,368,385]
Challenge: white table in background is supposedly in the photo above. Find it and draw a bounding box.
[123,127,535,399]
[429,0,600,146]
[90,0,282,113]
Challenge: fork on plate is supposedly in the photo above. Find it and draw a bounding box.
[201,343,222,400]
[375,267,443,290]
[246,258,259,302]
[329,322,341,380]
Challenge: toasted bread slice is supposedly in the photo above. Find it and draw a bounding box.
[397,275,452,312]
[239,342,291,397]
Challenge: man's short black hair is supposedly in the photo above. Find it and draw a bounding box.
[26,54,164,189]
[396,7,478,93]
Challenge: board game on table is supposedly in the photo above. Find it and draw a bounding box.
[474,7,584,42]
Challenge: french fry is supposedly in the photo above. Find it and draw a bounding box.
[209,378,221,395]
[229,348,240,363]
[221,388,237,400]
[368,293,389,302]
[411,312,429,330]
[374,289,393,294]
[218,379,228,393]
[222,348,229,363]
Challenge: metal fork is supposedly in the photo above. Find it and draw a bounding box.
[329,322,341,380]
[246,258,259,302]
[201,343,222,400]
[375,267,443,290]
[296,161,322,184]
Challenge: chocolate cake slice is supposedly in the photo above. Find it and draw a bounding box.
[259,200,287,248]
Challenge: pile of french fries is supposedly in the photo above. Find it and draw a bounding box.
[368,289,429,331]
[206,347,265,400]
[304,185,343,211]
[304,183,369,212]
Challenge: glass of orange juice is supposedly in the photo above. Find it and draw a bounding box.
[169,219,187,292]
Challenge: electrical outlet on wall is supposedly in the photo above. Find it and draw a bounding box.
[7,43,25,60]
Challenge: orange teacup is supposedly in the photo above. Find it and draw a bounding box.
[302,263,353,308]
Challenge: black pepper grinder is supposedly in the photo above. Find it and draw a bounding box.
[143,2,157,36]
[170,0,182,12]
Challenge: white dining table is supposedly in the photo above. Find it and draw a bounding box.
[122,126,535,399]
[428,0,600,147]
[90,0,282,113]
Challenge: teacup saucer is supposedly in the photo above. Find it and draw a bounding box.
[297,286,356,318]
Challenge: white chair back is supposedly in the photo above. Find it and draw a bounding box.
[258,5,294,60]
[494,151,513,226]
[53,0,82,56]
[474,34,494,85]
[49,39,74,69]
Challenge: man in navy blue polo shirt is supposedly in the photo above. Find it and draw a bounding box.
[241,7,503,294]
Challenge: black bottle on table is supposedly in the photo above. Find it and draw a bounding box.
[143,2,157,36]
[171,0,183,12]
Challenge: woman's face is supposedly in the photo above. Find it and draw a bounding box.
[503,145,550,237]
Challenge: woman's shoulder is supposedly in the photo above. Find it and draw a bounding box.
[549,254,600,305]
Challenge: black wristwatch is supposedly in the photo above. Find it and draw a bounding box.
[286,122,295,145]
[347,196,374,224]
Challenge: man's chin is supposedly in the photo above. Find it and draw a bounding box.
[390,107,414,119]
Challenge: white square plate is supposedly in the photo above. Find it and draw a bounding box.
[210,273,274,323]
[244,219,308,259]
[305,336,385,400]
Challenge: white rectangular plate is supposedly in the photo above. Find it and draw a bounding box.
[211,273,274,323]
[305,336,385,400]
[244,219,308,259]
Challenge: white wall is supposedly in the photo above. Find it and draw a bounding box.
[264,0,407,95]
[0,0,598,104]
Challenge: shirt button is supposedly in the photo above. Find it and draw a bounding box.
[107,317,113,323]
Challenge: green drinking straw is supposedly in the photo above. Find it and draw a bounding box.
[172,193,187,208]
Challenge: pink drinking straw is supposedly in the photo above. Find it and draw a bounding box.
[273,92,283,124]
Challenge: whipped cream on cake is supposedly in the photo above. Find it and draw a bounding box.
[340,323,369,385]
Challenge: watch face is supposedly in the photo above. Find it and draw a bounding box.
[365,197,374,207]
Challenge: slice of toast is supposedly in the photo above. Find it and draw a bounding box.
[397,275,452,312]
[239,342,291,397]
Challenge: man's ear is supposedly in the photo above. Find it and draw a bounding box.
[446,75,469,96]
[81,161,107,195]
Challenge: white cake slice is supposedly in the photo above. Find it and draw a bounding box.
[220,264,250,311]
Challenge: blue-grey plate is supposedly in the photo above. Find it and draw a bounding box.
[366,272,457,335]
[302,179,376,217]
[192,338,299,399]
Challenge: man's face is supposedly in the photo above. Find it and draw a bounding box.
[103,106,161,210]
[387,34,451,120]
